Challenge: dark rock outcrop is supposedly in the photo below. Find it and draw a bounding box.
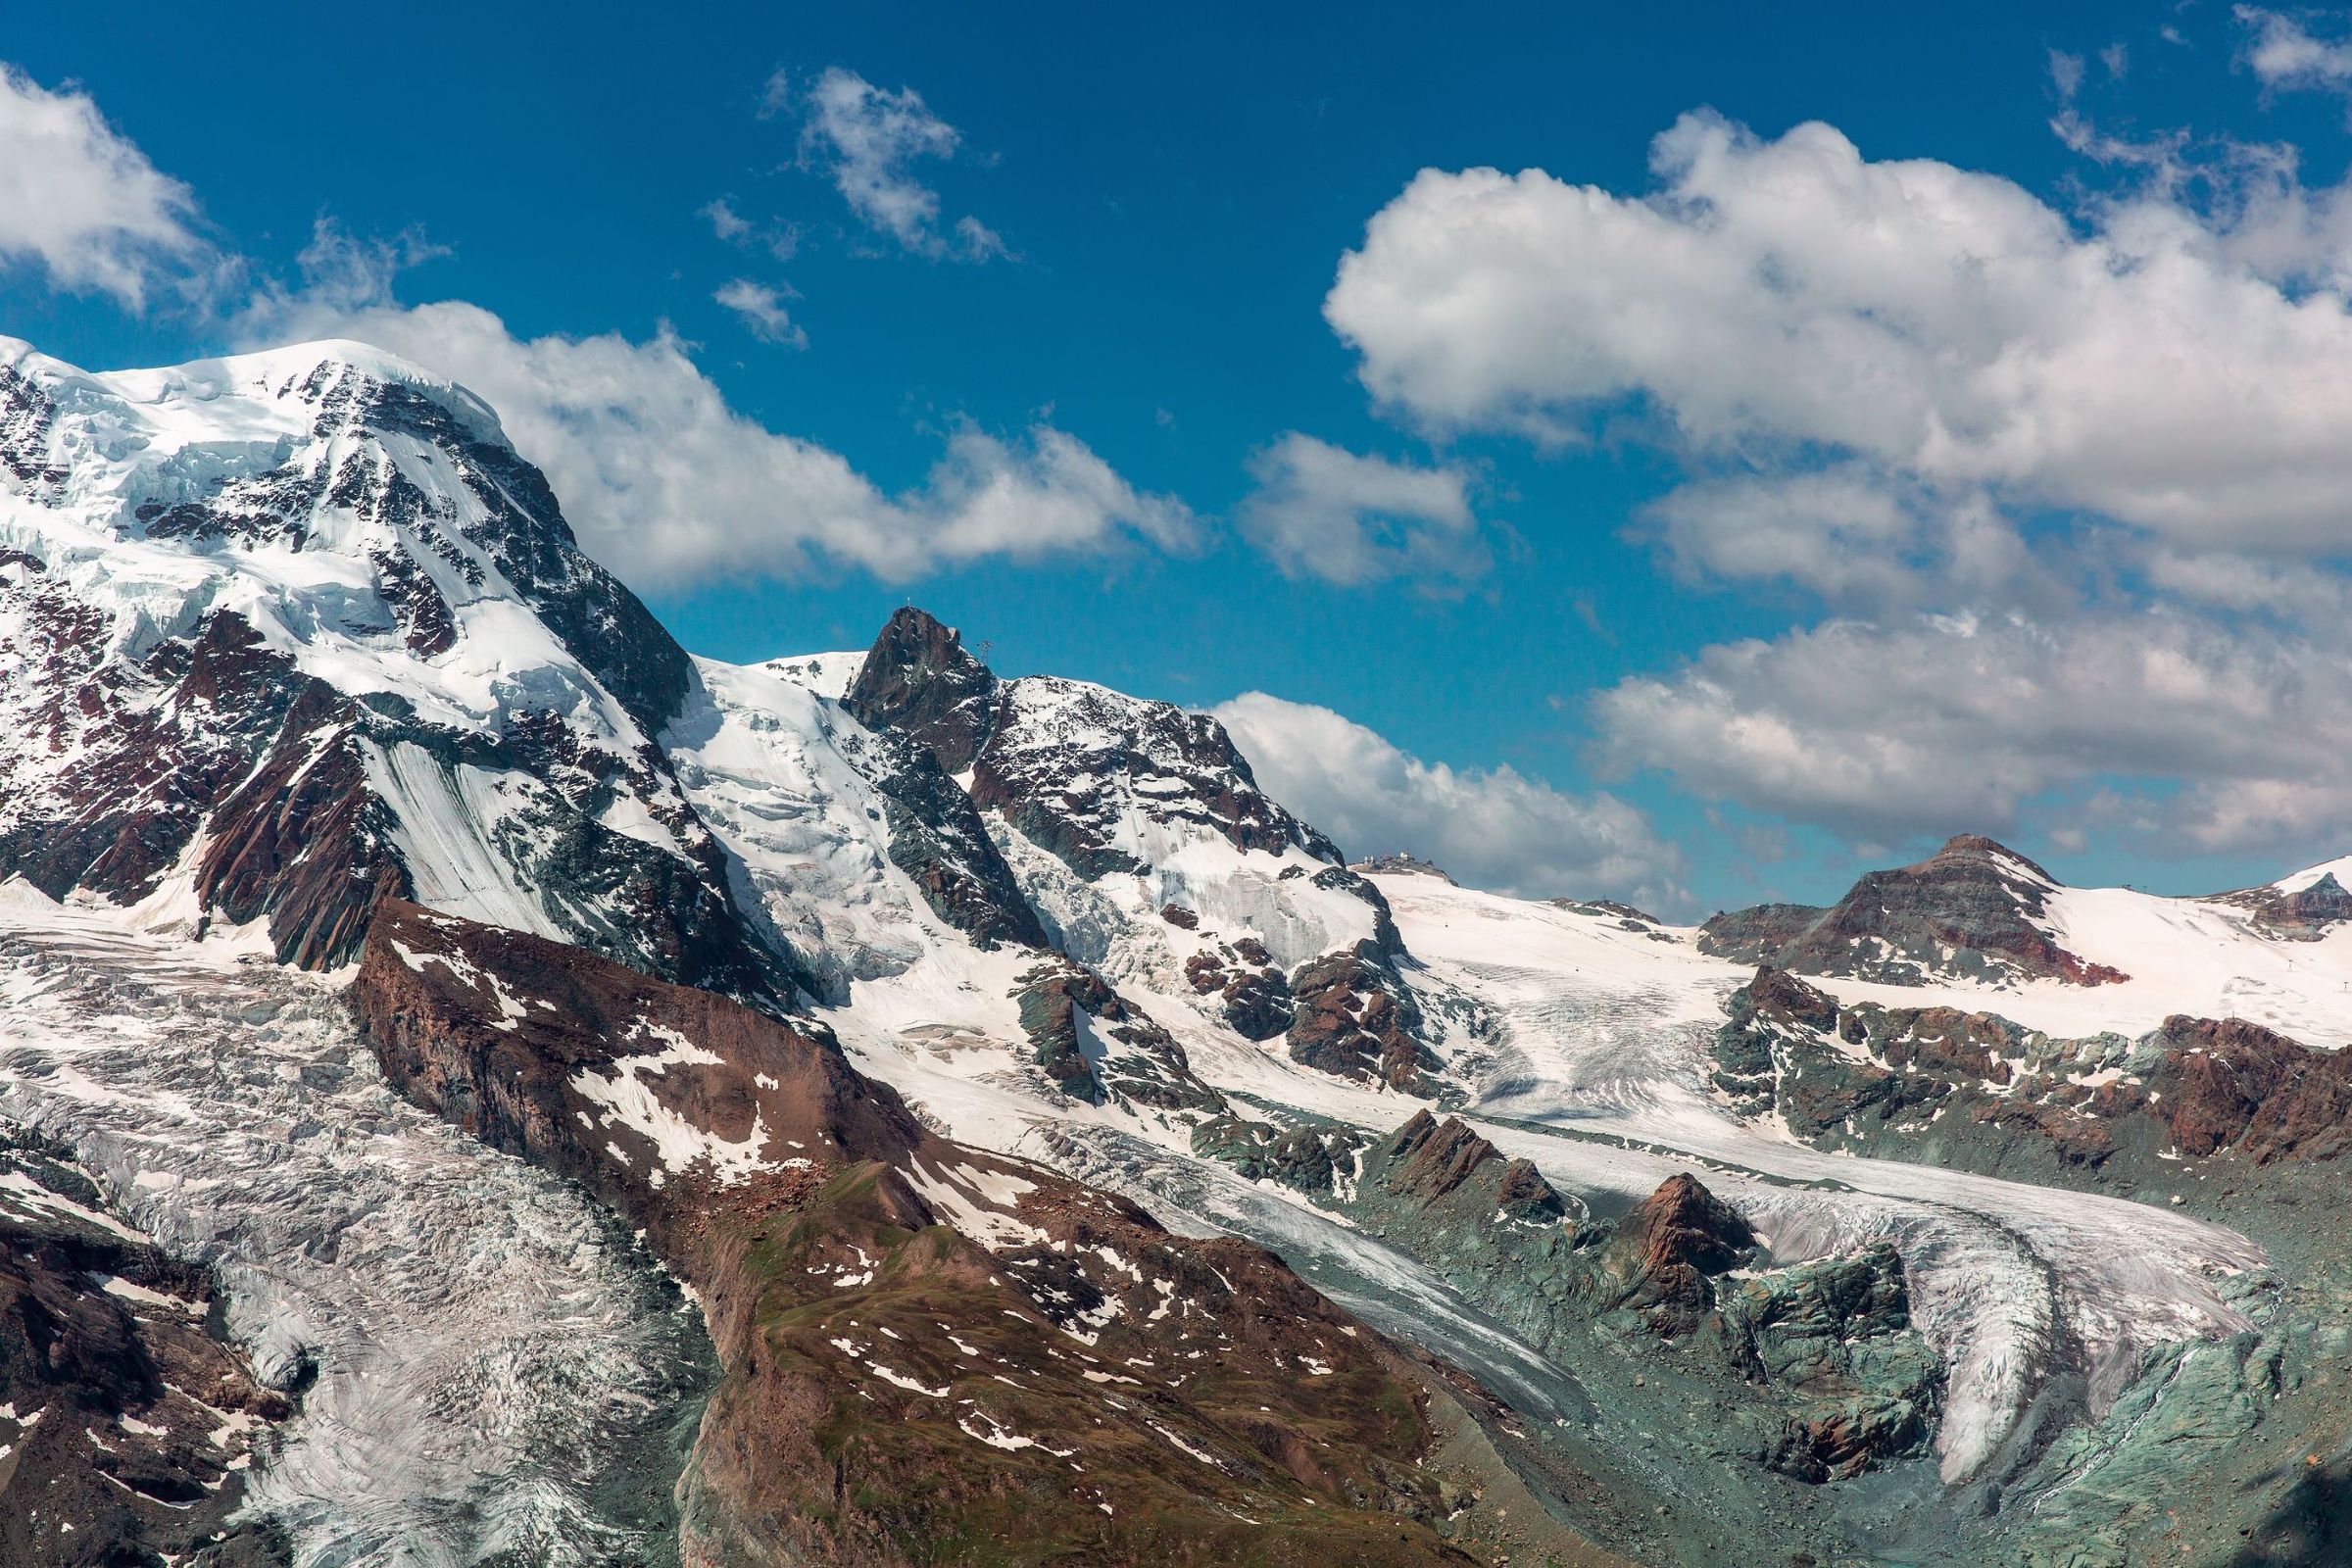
[1710,967,2352,1183]
[1190,1115,1368,1197]
[1700,835,2127,988]
[843,607,1003,773]
[1185,945,1297,1040]
[1719,1245,1940,1483]
[0,1138,288,1567]
[863,731,1050,952]
[1381,1111,1566,1225]
[1013,956,1224,1111]
[2239,871,2352,942]
[1288,951,1438,1093]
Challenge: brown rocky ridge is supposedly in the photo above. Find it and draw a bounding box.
[352,898,1490,1565]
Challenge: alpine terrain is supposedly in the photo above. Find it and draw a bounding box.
[2,335,2347,1568]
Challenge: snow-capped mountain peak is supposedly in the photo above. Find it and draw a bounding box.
[0,338,775,993]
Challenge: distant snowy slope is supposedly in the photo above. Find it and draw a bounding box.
[1698,836,2352,1047]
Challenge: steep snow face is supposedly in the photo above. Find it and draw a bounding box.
[663,656,970,992]
[0,338,776,991]
[0,336,650,741]
[0,884,710,1566]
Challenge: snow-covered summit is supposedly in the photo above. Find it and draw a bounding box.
[0,334,779,993]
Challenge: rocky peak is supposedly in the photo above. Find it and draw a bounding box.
[1378,1110,1565,1223]
[843,606,1002,772]
[2236,869,2352,942]
[1699,832,2126,989]
[1596,1173,1758,1334]
[1930,834,2056,882]
[1614,1173,1757,1278]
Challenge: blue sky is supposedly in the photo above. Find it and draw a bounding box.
[13,2,2352,912]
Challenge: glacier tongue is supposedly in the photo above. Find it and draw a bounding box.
[0,889,710,1567]
[1374,874,2270,1483]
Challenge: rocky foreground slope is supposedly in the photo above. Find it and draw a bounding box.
[2,336,2348,1567]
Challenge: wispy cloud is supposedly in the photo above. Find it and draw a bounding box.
[1215,692,1686,910]
[775,66,1009,261]
[0,63,217,309]
[1237,433,1492,586]
[712,278,807,347]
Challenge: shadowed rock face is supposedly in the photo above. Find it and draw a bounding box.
[843,607,1003,774]
[1699,835,2128,988]
[349,900,1481,1567]
[860,727,1052,953]
[0,1140,289,1567]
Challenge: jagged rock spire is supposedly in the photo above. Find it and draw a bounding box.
[844,607,1002,772]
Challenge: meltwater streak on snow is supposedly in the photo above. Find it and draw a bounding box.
[1375,877,2268,1483]
[0,892,709,1567]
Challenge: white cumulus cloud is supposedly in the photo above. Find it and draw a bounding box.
[1591,609,2352,854]
[1326,110,2352,554]
[0,64,213,309]
[1237,434,1490,585]
[1214,692,1685,909]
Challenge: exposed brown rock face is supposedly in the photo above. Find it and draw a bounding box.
[0,1142,288,1567]
[2150,1015,2352,1163]
[350,901,1478,1566]
[1713,968,2352,1174]
[1596,1174,1757,1334]
[2221,870,2352,942]
[0,598,390,969]
[1383,1111,1565,1225]
[355,900,924,1230]
[1699,835,2128,988]
[1288,952,1437,1092]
